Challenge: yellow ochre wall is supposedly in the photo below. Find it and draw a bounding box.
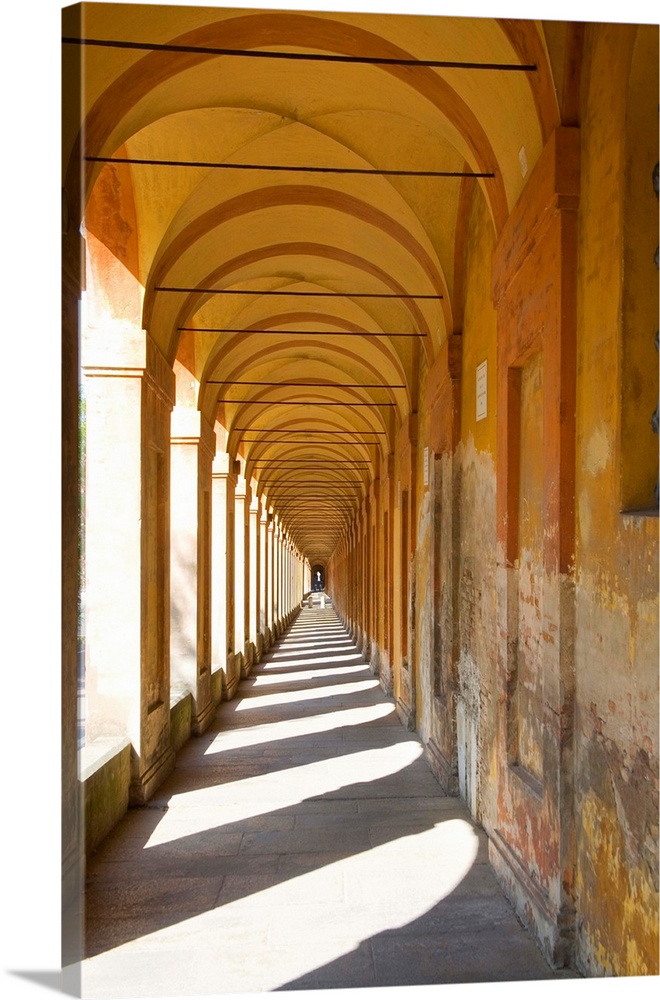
[573,22,659,976]
[348,22,659,976]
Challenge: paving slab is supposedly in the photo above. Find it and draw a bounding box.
[79,604,578,997]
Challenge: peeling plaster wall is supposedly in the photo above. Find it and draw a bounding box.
[415,454,434,744]
[454,186,499,828]
[455,437,498,824]
[573,22,659,977]
[394,56,658,971]
[412,184,499,815]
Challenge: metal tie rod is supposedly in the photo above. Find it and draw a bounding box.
[86,156,494,179]
[64,38,537,71]
[162,287,442,299]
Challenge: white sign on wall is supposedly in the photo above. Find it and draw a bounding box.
[476,360,488,421]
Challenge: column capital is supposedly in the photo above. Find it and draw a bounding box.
[212,452,239,483]
[82,325,175,409]
[171,408,216,459]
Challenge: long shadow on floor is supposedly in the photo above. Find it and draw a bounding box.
[84,755,459,958]
[274,865,579,989]
[83,609,566,984]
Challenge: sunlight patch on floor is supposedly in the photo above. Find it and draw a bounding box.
[248,663,369,686]
[145,740,423,847]
[263,651,364,669]
[203,700,394,755]
[94,819,478,996]
[236,671,373,706]
[271,640,354,654]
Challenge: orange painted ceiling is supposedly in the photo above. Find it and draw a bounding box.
[63,3,563,566]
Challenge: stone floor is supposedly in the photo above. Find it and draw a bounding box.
[79,603,577,998]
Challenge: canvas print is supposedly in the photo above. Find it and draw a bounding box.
[60,2,659,997]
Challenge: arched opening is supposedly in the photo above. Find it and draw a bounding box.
[311,563,326,591]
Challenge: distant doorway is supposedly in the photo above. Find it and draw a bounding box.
[311,564,325,592]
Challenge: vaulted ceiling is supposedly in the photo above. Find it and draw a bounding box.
[63,3,564,567]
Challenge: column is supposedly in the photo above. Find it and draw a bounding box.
[211,452,237,700]
[267,511,275,638]
[369,477,381,674]
[234,476,248,675]
[273,519,281,630]
[259,498,269,650]
[248,488,261,662]
[170,406,215,734]
[82,324,176,804]
[285,538,291,616]
[424,333,462,794]
[393,414,418,731]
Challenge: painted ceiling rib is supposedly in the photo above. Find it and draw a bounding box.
[86,156,494,179]
[64,37,536,71]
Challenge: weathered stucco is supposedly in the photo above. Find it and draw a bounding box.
[573,22,659,976]
[455,437,498,823]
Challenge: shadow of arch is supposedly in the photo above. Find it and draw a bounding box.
[274,865,578,989]
[84,750,465,960]
[82,608,573,991]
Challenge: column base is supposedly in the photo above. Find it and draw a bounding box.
[396,696,416,731]
[223,654,240,700]
[242,643,255,677]
[489,828,575,969]
[379,652,393,697]
[211,665,224,706]
[129,743,175,806]
[369,642,381,676]
[425,737,458,795]
[192,695,216,736]
[225,653,241,698]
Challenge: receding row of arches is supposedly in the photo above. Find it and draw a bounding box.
[61,3,658,981]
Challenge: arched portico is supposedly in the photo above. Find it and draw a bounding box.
[62,3,658,983]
